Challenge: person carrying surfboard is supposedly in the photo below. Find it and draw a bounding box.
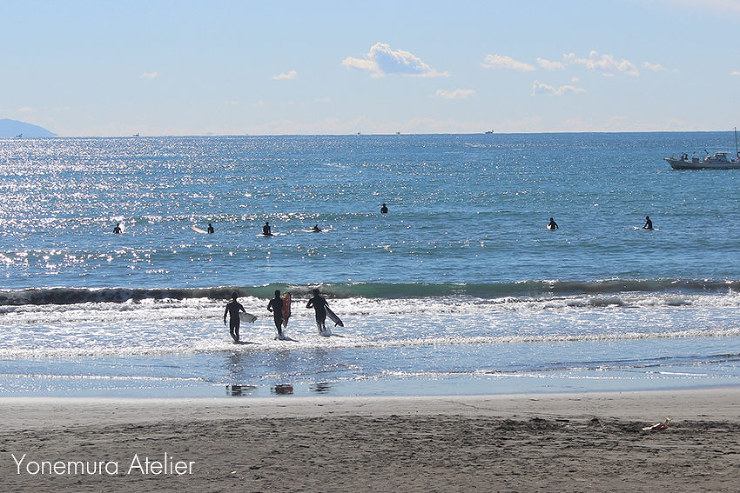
[267,290,284,338]
[306,288,329,335]
[224,292,247,343]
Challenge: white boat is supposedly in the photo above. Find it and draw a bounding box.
[664,128,740,169]
[664,151,740,170]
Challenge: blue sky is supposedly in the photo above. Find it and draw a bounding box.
[1,0,739,136]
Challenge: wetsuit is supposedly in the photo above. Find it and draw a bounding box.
[224,299,245,342]
[268,296,284,336]
[306,294,328,332]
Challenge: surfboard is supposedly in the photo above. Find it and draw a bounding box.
[191,225,208,234]
[239,312,257,323]
[282,293,292,328]
[326,306,344,327]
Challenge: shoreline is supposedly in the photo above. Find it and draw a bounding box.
[2,388,738,492]
[3,387,740,430]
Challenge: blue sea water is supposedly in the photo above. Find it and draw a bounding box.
[0,132,739,397]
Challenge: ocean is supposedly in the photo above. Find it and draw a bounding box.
[1,132,739,397]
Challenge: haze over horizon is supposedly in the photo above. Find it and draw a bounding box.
[1,0,738,137]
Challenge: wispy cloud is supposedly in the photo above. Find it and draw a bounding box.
[139,72,159,79]
[273,70,298,80]
[563,51,639,76]
[643,61,668,72]
[653,0,740,14]
[434,89,476,100]
[343,43,448,78]
[536,57,565,70]
[531,81,586,96]
[481,54,535,71]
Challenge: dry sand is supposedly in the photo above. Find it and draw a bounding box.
[1,388,739,492]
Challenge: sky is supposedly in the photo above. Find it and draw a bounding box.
[1,0,739,136]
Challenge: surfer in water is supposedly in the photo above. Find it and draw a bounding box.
[267,290,284,338]
[547,217,558,230]
[224,292,246,343]
[312,224,322,233]
[380,203,388,214]
[207,223,214,234]
[643,215,653,230]
[306,288,329,335]
[262,221,272,236]
[113,223,122,234]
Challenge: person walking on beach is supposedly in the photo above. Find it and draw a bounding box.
[306,288,329,335]
[547,217,558,230]
[380,203,388,214]
[263,221,272,236]
[224,292,246,343]
[267,290,284,338]
[207,223,214,234]
[643,215,653,230]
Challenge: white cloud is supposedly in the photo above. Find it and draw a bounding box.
[481,54,535,71]
[434,89,476,100]
[273,70,298,80]
[139,72,159,79]
[643,61,667,72]
[18,106,35,113]
[563,51,639,76]
[731,71,740,76]
[314,97,332,103]
[537,57,565,70]
[531,80,586,96]
[342,43,448,78]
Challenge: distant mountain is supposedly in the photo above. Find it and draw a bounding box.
[0,119,56,138]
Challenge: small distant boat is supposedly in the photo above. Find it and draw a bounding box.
[664,128,740,169]
[485,130,494,134]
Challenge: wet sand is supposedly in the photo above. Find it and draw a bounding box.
[1,388,738,492]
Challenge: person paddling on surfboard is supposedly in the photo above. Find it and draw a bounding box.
[262,222,273,236]
[267,290,284,338]
[224,292,246,343]
[643,215,653,230]
[306,288,329,335]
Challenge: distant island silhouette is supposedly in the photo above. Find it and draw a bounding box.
[0,119,56,138]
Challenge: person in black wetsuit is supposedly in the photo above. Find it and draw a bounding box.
[262,222,272,236]
[113,223,122,234]
[306,288,329,334]
[207,223,214,234]
[223,292,246,343]
[380,203,388,214]
[547,217,558,230]
[267,290,284,338]
[643,215,653,230]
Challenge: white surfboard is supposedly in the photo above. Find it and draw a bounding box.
[239,312,257,323]
[191,225,208,234]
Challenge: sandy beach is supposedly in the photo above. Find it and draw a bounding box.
[1,388,738,492]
